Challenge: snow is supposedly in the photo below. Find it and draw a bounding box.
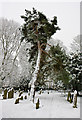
[0,90,80,118]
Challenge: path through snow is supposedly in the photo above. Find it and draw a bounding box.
[0,90,80,118]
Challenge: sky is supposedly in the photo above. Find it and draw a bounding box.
[0,0,80,50]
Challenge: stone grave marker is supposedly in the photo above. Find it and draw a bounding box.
[24,95,27,99]
[8,90,12,99]
[11,88,14,98]
[15,98,19,104]
[19,91,23,97]
[19,96,23,100]
[67,91,72,102]
[0,88,2,94]
[3,88,7,99]
[73,90,77,108]
[36,98,40,109]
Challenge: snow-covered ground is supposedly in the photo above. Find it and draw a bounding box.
[0,90,80,118]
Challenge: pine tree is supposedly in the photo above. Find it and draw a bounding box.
[68,52,82,93]
[37,44,70,89]
[21,8,60,100]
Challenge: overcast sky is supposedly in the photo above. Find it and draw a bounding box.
[0,0,80,50]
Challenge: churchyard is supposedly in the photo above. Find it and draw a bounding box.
[0,88,80,118]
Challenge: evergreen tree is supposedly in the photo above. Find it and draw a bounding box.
[68,52,82,93]
[37,44,70,89]
[21,8,60,99]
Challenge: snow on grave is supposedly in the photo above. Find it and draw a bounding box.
[8,88,14,99]
[8,90,12,99]
[73,90,77,108]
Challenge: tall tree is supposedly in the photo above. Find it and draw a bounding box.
[0,18,22,86]
[21,8,60,100]
[38,44,69,89]
[68,52,82,93]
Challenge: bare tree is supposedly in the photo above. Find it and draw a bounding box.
[0,18,22,87]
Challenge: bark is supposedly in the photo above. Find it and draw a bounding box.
[30,41,41,101]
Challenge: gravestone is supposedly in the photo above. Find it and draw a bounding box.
[73,90,77,108]
[24,95,27,99]
[3,88,7,99]
[8,90,12,99]
[36,98,40,109]
[19,91,23,97]
[67,91,72,102]
[11,88,14,98]
[19,96,23,100]
[0,88,2,94]
[15,98,19,104]
[8,88,14,99]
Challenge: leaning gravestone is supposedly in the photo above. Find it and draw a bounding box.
[19,96,23,100]
[19,91,23,97]
[73,90,77,108]
[15,98,19,104]
[3,88,7,99]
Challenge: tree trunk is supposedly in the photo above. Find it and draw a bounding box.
[30,41,41,101]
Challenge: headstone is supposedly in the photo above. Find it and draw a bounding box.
[73,90,77,108]
[19,96,23,100]
[8,90,12,99]
[67,91,72,102]
[33,89,35,103]
[36,98,40,109]
[11,88,14,98]
[24,95,27,99]
[15,98,19,104]
[8,88,14,99]
[0,88,2,94]
[19,91,23,97]
[3,88,7,99]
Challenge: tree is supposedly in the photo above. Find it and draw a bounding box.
[0,18,22,87]
[38,44,70,89]
[68,52,82,93]
[70,35,81,53]
[21,8,60,99]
